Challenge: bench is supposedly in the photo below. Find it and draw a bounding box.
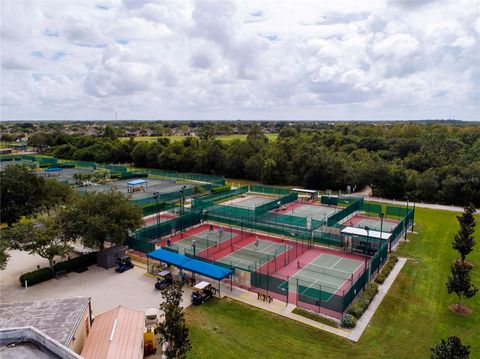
[54,270,67,279]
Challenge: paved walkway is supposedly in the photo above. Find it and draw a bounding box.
[348,257,407,341]
[359,196,464,212]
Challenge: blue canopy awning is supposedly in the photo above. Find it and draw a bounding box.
[45,167,62,172]
[127,179,147,186]
[147,249,233,281]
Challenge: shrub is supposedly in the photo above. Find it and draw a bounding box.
[54,253,97,272]
[347,302,364,319]
[341,314,357,328]
[364,282,379,298]
[347,282,380,319]
[18,253,97,287]
[211,185,231,193]
[19,268,54,287]
[375,274,386,284]
[374,255,398,284]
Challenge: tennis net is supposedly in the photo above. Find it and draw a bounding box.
[297,261,353,281]
[188,235,219,248]
[232,245,277,261]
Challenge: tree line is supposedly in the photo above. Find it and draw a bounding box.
[29,122,480,206]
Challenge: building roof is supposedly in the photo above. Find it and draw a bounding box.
[0,327,83,359]
[0,297,90,347]
[127,179,147,186]
[81,306,144,359]
[341,226,391,240]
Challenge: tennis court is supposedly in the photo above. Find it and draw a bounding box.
[75,179,193,200]
[280,253,362,301]
[222,195,277,209]
[345,214,399,232]
[289,203,338,219]
[217,239,290,271]
[168,229,238,256]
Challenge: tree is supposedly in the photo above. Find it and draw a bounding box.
[452,203,476,263]
[0,238,10,270]
[0,164,74,227]
[158,283,192,359]
[0,164,46,226]
[66,190,143,251]
[2,209,72,273]
[446,262,478,312]
[430,336,470,359]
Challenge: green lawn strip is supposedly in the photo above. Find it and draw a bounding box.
[185,298,358,359]
[291,307,339,327]
[185,207,480,358]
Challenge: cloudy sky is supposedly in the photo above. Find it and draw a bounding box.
[1,0,479,121]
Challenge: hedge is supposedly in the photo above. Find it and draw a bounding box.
[346,282,379,321]
[53,252,97,273]
[211,185,231,194]
[375,255,399,284]
[19,268,54,287]
[19,252,97,287]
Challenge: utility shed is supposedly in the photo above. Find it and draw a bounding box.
[81,306,144,359]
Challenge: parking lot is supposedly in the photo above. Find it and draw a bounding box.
[0,250,193,315]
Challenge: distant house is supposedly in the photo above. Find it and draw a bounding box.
[81,306,145,359]
[0,297,92,355]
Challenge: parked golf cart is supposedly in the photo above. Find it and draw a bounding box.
[155,270,173,290]
[115,255,134,273]
[191,281,216,305]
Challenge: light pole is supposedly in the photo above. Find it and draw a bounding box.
[379,212,384,236]
[364,226,370,269]
[404,195,409,241]
[153,191,161,242]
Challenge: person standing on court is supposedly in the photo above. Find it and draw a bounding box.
[255,236,260,248]
[209,224,214,232]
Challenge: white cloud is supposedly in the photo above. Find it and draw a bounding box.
[0,0,479,121]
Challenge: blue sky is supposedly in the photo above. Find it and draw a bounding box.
[1,0,479,121]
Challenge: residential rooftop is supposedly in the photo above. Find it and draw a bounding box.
[0,297,90,347]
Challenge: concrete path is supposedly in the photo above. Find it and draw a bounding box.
[360,196,464,212]
[348,257,407,342]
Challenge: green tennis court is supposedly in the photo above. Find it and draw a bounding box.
[217,239,290,271]
[289,204,339,220]
[223,195,277,209]
[168,229,238,255]
[280,253,362,301]
[346,215,398,232]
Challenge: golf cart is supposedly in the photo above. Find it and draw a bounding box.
[155,270,173,290]
[191,281,215,305]
[114,255,134,273]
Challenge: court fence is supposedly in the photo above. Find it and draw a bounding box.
[249,185,292,196]
[192,186,249,208]
[327,197,364,226]
[249,235,389,318]
[254,192,298,215]
[127,210,202,252]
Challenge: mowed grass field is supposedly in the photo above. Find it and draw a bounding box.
[185,207,480,359]
[119,133,278,144]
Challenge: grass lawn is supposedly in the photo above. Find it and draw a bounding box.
[185,207,480,358]
[118,133,278,144]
